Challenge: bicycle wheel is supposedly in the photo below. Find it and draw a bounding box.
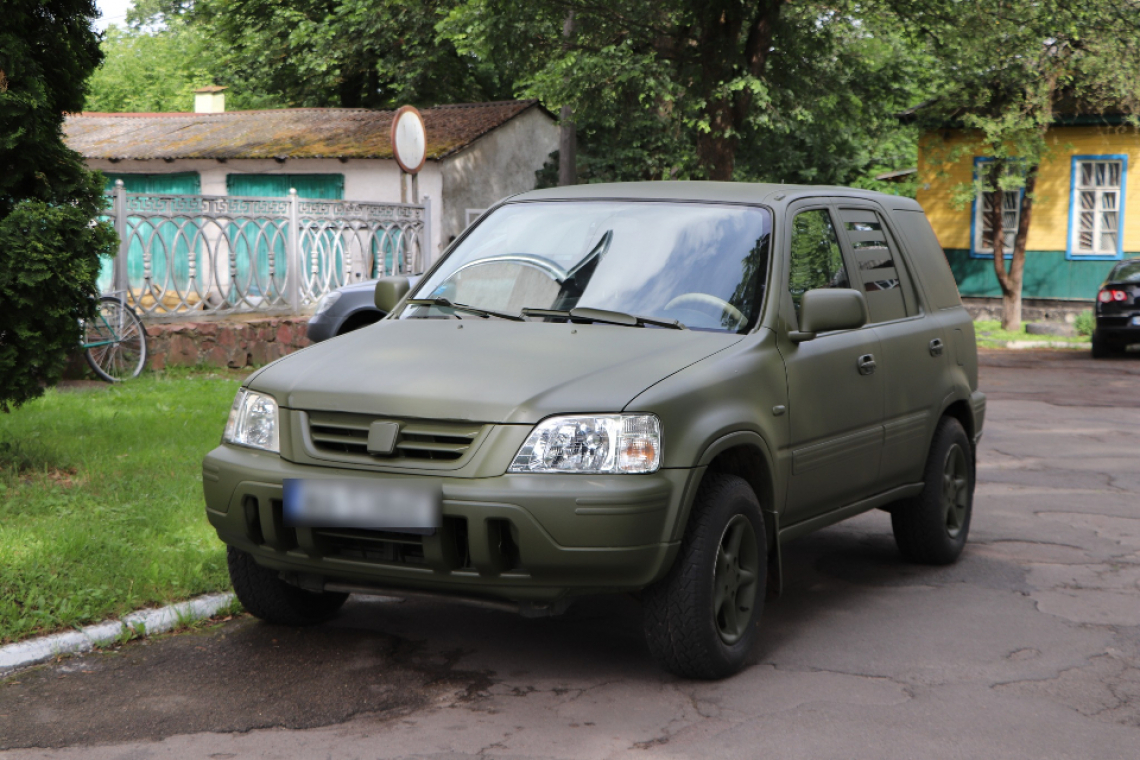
[83,296,148,382]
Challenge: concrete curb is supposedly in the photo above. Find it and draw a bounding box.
[0,592,236,675]
[1003,340,1091,350]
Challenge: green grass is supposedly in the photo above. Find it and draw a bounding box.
[0,370,244,643]
[973,320,1092,349]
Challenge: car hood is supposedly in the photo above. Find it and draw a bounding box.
[251,318,743,424]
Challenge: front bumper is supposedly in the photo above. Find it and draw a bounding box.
[203,444,694,602]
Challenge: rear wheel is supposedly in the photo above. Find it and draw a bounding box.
[1091,332,1121,359]
[227,547,347,625]
[891,417,974,565]
[643,473,766,679]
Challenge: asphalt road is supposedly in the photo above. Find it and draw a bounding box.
[3,349,1140,759]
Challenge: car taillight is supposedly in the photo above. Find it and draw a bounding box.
[1098,289,1128,303]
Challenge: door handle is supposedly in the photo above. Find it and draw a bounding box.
[929,338,944,357]
[857,354,876,375]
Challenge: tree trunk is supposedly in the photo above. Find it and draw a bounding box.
[1004,170,1036,330]
[696,101,738,180]
[692,0,781,181]
[559,12,577,186]
[986,161,1035,331]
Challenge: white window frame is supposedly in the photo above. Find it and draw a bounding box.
[1069,156,1126,259]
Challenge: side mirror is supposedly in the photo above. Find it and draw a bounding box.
[374,276,412,313]
[789,289,868,343]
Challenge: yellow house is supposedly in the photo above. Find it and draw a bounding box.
[916,119,1140,301]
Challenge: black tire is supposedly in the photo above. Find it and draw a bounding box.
[891,417,974,565]
[83,296,147,382]
[642,473,767,680]
[227,546,347,625]
[1091,333,1120,359]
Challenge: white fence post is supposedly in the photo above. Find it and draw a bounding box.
[285,188,301,313]
[420,195,432,273]
[112,180,130,297]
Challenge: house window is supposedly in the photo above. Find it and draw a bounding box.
[970,157,1024,258]
[1070,157,1126,258]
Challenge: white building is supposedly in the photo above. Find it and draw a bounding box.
[64,96,559,263]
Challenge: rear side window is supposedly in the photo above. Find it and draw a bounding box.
[837,208,914,323]
[891,209,962,310]
[788,209,850,312]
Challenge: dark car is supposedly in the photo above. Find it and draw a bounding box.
[1092,259,1140,358]
[306,280,388,343]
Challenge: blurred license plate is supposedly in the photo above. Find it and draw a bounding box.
[283,478,441,533]
[1131,316,1140,326]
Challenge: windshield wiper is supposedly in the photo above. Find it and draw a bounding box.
[520,306,686,330]
[405,297,525,322]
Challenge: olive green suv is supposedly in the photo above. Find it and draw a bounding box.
[204,182,984,679]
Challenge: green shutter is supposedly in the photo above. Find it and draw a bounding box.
[103,172,200,194]
[226,174,344,199]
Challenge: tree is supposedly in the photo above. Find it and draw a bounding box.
[0,0,117,411]
[441,0,933,185]
[906,0,1140,329]
[87,2,283,112]
[193,0,513,108]
[86,22,215,112]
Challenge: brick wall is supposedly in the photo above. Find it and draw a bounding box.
[145,318,312,370]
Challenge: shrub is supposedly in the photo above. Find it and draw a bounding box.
[0,199,115,411]
[1074,310,1094,337]
[0,0,115,411]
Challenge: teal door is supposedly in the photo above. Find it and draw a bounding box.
[100,173,201,299]
[226,174,345,299]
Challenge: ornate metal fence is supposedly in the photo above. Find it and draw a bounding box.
[99,181,430,319]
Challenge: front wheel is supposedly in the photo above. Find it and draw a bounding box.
[642,473,766,679]
[83,296,147,382]
[891,417,974,565]
[227,547,348,625]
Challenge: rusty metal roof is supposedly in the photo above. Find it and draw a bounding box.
[64,100,544,161]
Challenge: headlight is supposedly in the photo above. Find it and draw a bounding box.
[314,290,342,315]
[223,389,280,453]
[509,414,661,474]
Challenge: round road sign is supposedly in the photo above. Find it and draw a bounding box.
[391,105,427,174]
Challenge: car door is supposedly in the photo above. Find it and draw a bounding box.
[833,203,947,487]
[777,202,885,525]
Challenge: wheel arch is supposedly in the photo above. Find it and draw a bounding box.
[688,431,783,596]
[336,307,386,336]
[940,395,976,449]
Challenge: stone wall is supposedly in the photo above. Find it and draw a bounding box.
[146,318,312,370]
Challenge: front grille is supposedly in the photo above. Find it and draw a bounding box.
[304,411,485,465]
[313,527,427,566]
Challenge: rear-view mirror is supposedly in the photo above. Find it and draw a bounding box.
[789,289,868,343]
[374,276,412,313]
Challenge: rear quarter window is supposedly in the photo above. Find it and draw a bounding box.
[891,210,962,310]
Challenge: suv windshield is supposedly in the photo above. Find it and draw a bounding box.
[404,201,772,332]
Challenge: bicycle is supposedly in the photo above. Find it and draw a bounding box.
[81,294,148,382]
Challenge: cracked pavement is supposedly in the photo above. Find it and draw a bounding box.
[3,349,1140,759]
